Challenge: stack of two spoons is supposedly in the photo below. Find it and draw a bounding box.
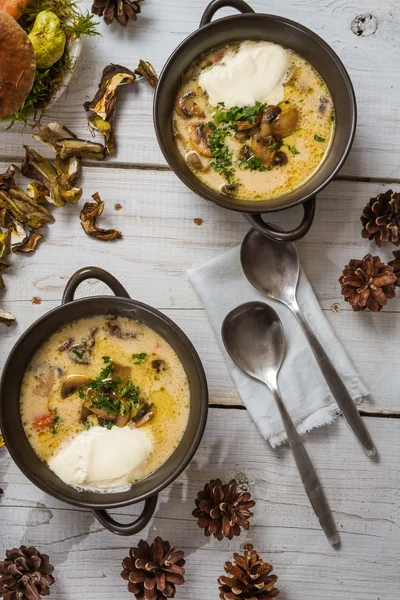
[222,230,376,547]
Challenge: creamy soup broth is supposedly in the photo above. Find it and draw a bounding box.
[20,315,190,489]
[174,41,335,201]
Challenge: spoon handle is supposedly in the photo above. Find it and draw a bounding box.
[291,302,376,457]
[272,388,339,546]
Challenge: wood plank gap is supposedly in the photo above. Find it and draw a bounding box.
[209,404,400,418]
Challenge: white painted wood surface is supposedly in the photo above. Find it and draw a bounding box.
[1,413,399,600]
[1,0,399,180]
[0,1,399,598]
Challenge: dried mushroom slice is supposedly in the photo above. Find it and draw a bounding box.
[22,146,83,206]
[84,64,136,122]
[0,229,11,258]
[55,138,107,161]
[7,187,55,229]
[0,165,18,191]
[26,182,49,204]
[0,307,15,327]
[21,146,65,207]
[33,122,78,153]
[0,11,36,118]
[55,155,81,187]
[135,60,158,89]
[10,220,27,246]
[33,123,83,186]
[80,192,122,242]
[88,114,116,155]
[13,231,43,254]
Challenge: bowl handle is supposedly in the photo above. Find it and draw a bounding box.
[92,495,158,536]
[243,196,316,242]
[200,0,254,26]
[62,266,130,304]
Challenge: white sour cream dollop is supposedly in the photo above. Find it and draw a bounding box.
[199,41,290,108]
[48,425,152,491]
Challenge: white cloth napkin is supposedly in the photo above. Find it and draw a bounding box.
[188,246,369,447]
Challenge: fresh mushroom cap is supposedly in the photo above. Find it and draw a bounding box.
[0,10,36,118]
[61,374,92,398]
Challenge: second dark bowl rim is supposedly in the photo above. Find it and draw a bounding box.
[154,11,357,213]
[0,295,208,510]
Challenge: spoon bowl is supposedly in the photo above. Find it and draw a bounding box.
[221,301,285,389]
[240,228,299,306]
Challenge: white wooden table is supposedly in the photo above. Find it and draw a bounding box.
[1,2,399,598]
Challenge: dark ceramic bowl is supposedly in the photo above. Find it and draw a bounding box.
[0,267,208,536]
[154,0,357,242]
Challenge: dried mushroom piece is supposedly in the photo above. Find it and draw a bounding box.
[84,64,136,155]
[88,114,116,155]
[7,187,55,229]
[55,138,107,161]
[80,192,122,242]
[26,182,49,204]
[135,60,158,88]
[0,307,16,326]
[0,229,11,259]
[84,64,136,122]
[0,165,19,191]
[13,231,43,254]
[33,123,83,186]
[21,146,83,206]
[10,220,27,246]
[21,146,65,207]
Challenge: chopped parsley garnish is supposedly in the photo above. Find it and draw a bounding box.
[102,356,111,363]
[71,349,83,360]
[240,156,269,172]
[208,124,234,182]
[51,412,62,435]
[314,134,326,142]
[213,102,264,126]
[132,353,148,364]
[269,142,280,151]
[286,144,299,155]
[77,362,142,423]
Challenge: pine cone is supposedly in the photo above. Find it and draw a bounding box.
[361,189,400,247]
[0,546,55,600]
[339,253,396,312]
[218,544,279,599]
[121,537,185,599]
[92,0,144,27]
[388,250,400,286]
[192,479,255,541]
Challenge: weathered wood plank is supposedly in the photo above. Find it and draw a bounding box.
[0,1,399,180]
[1,301,399,413]
[0,164,398,310]
[0,412,399,600]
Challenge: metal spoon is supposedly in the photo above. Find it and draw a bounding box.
[240,228,376,457]
[222,301,339,546]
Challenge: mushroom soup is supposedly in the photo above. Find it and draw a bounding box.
[174,41,335,201]
[20,315,190,492]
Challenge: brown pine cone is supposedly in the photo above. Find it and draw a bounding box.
[388,250,400,286]
[192,478,255,541]
[0,546,55,600]
[218,544,279,599]
[361,189,400,247]
[121,537,185,599]
[339,253,396,312]
[92,0,144,27]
